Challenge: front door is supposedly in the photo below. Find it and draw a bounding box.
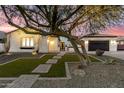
[60,42,65,51]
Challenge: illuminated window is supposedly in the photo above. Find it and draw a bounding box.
[21,37,34,47]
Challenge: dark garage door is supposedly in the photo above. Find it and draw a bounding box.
[88,41,109,51]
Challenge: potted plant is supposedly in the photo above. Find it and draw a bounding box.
[96,49,104,56]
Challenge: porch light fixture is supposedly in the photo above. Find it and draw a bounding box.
[47,39,49,43]
[85,40,88,44]
[50,41,54,44]
[111,40,116,44]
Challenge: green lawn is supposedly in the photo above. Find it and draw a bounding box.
[0,54,54,77]
[0,53,109,77]
[40,54,100,77]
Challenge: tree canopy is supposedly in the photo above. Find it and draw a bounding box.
[1,6,124,38]
[1,5,124,67]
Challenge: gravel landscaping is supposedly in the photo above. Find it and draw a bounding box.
[32,62,124,88]
[1,53,124,88]
[0,80,12,88]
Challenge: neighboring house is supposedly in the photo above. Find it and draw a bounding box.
[0,31,6,52]
[7,28,60,53]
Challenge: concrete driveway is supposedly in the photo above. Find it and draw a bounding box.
[88,51,124,60]
[0,53,43,64]
[104,52,124,60]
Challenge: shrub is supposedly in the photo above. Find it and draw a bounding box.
[96,49,104,56]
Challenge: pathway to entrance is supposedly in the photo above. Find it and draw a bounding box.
[6,75,39,88]
[4,52,66,88]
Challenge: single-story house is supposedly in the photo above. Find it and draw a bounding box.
[7,28,60,53]
[62,34,124,52]
[1,28,124,53]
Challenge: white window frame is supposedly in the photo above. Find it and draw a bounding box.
[21,37,34,48]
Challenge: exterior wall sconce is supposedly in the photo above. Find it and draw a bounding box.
[47,39,49,43]
[110,40,116,44]
[50,41,54,44]
[85,40,88,44]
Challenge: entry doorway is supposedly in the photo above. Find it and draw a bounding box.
[60,42,65,51]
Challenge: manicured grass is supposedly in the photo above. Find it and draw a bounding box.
[0,54,54,77]
[0,53,116,77]
[40,54,101,77]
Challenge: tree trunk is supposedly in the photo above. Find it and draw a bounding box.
[75,39,91,65]
[79,41,91,65]
[69,38,87,67]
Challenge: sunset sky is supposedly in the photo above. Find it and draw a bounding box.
[0,10,124,36]
[0,7,124,36]
[0,23,124,36]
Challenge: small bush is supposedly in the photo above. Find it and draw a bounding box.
[96,49,104,56]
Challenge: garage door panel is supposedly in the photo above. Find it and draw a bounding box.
[88,41,109,51]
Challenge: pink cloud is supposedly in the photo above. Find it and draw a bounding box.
[102,26,124,36]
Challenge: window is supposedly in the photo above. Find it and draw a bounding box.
[21,37,34,48]
[0,39,5,43]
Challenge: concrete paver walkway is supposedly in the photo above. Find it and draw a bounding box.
[6,75,39,88]
[32,64,52,73]
[53,56,62,59]
[1,52,67,88]
[57,52,65,56]
[46,59,58,64]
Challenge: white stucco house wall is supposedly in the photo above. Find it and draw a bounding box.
[0,31,6,52]
[60,34,124,52]
[7,28,60,53]
[4,28,124,53]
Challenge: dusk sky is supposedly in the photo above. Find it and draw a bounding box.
[0,23,124,36]
[0,8,124,36]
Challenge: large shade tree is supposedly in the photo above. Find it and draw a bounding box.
[0,5,124,68]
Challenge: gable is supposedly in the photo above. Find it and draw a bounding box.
[7,28,40,35]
